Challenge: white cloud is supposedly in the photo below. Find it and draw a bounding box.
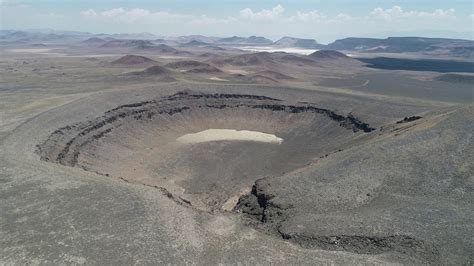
[288,10,352,25]
[80,7,236,25]
[370,6,456,21]
[80,9,97,18]
[74,5,470,42]
[81,5,459,26]
[239,5,284,21]
[335,13,352,21]
[101,7,126,18]
[294,10,324,22]
[80,7,193,24]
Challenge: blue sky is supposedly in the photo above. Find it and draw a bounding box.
[1,0,473,43]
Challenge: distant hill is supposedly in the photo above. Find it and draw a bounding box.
[328,37,474,57]
[129,65,170,76]
[166,60,221,73]
[111,55,156,66]
[129,65,177,82]
[204,46,227,52]
[199,52,219,58]
[99,40,188,54]
[216,36,273,45]
[165,60,210,69]
[99,32,157,40]
[273,37,325,49]
[211,51,324,69]
[100,39,155,48]
[279,54,316,65]
[2,29,472,59]
[141,65,169,75]
[309,50,350,60]
[211,52,276,66]
[81,37,106,45]
[328,37,383,51]
[181,40,209,47]
[173,35,220,44]
[0,30,87,43]
[149,44,178,53]
[449,47,474,58]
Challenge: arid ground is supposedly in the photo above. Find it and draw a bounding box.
[1,38,473,264]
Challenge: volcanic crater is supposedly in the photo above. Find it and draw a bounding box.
[37,92,374,212]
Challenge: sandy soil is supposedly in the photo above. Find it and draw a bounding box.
[176,129,283,144]
[208,77,228,81]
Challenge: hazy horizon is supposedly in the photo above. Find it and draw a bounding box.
[1,0,473,43]
[3,27,474,44]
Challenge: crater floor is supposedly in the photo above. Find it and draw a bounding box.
[176,129,284,144]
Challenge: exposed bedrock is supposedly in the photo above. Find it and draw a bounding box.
[236,179,439,261]
[236,106,474,264]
